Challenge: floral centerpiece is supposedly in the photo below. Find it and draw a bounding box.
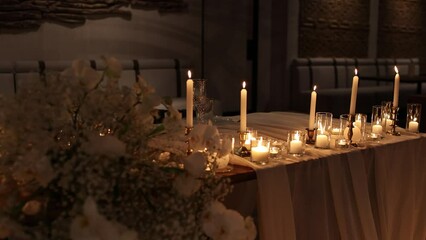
[0,57,256,240]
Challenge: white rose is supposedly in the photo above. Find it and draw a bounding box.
[203,201,256,240]
[71,197,139,240]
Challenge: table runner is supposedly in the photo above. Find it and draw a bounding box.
[216,112,426,240]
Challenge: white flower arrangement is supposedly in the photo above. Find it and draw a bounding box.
[0,57,256,240]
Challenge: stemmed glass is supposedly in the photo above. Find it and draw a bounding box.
[193,79,210,123]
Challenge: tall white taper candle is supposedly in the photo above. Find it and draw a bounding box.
[393,66,400,108]
[186,70,193,127]
[349,69,359,115]
[240,81,247,132]
[308,85,317,129]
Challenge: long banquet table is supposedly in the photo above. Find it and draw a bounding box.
[216,112,426,240]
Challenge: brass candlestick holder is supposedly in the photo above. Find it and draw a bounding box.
[306,128,316,144]
[185,126,193,156]
[387,106,401,136]
[347,114,355,147]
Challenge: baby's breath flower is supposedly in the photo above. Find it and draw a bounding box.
[0,58,255,240]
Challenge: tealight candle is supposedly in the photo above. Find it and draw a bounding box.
[315,134,329,148]
[331,128,340,135]
[372,124,383,135]
[337,139,347,147]
[251,146,269,162]
[270,147,279,157]
[250,137,270,164]
[408,121,419,132]
[287,130,306,155]
[289,138,303,154]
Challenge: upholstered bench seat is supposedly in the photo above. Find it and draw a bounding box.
[291,57,420,116]
[0,58,190,112]
[297,85,417,115]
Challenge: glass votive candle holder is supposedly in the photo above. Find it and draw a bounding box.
[269,139,284,158]
[340,114,364,144]
[330,127,342,148]
[250,137,270,165]
[215,135,234,172]
[287,130,306,156]
[406,103,422,133]
[241,128,257,150]
[371,105,385,139]
[381,101,394,131]
[315,112,333,149]
[355,113,367,142]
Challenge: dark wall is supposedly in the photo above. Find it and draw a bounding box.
[298,0,370,58]
[298,0,426,67]
[377,0,426,72]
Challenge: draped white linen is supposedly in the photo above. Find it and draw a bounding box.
[217,112,426,240]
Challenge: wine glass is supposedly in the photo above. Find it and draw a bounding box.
[193,79,208,123]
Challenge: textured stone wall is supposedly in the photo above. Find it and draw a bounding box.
[298,0,370,58]
[0,0,187,32]
[377,0,426,70]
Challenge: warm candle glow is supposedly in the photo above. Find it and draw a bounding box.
[349,69,359,115]
[393,66,400,108]
[289,132,303,154]
[295,133,300,141]
[186,71,194,127]
[308,85,317,129]
[240,82,247,132]
[318,121,324,134]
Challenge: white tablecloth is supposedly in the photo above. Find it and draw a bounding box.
[217,112,426,240]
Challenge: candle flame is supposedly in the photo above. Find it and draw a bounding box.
[355,68,358,76]
[313,85,317,91]
[414,117,417,122]
[394,66,399,74]
[242,81,246,89]
[294,132,300,141]
[187,70,192,79]
[318,121,324,134]
[258,137,263,147]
